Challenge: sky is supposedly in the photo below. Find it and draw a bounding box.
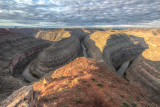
[0,0,160,28]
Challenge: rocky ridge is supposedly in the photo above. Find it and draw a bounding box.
[27,35,81,81]
[1,57,156,107]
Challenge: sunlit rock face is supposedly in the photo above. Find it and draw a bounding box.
[84,32,148,76]
[35,29,71,41]
[29,35,81,79]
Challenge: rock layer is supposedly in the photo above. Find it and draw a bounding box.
[0,85,36,107]
[35,29,71,41]
[0,29,51,101]
[29,36,81,79]
[84,33,148,76]
[126,55,160,105]
[0,76,24,102]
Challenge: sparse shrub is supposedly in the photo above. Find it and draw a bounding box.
[120,94,124,98]
[127,100,137,107]
[121,101,129,107]
[60,76,65,79]
[97,83,103,87]
[61,104,70,107]
[131,102,137,107]
[86,83,90,87]
[91,78,95,81]
[51,95,57,100]
[73,97,82,103]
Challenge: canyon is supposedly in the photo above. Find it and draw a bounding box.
[0,28,160,107]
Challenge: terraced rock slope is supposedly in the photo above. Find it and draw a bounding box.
[0,29,51,101]
[28,36,81,81]
[84,32,148,76]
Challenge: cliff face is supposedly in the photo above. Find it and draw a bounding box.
[84,32,148,76]
[126,55,160,105]
[125,31,160,105]
[35,29,71,41]
[32,57,155,107]
[28,36,81,80]
[0,29,51,101]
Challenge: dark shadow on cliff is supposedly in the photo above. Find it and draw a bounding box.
[102,33,148,75]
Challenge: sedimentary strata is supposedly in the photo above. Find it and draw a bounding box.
[28,36,81,79]
[0,76,24,102]
[84,33,148,76]
[0,30,51,77]
[35,29,71,41]
[0,29,51,101]
[126,55,160,105]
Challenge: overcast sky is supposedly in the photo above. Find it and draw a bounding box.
[0,0,160,28]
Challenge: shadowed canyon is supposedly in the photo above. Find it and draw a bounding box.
[0,28,160,107]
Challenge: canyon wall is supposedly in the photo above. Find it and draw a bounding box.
[125,32,160,105]
[0,29,51,101]
[84,32,148,76]
[28,35,81,80]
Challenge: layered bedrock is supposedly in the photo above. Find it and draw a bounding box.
[126,55,160,105]
[125,36,160,105]
[0,29,51,101]
[28,35,81,80]
[84,32,148,76]
[0,76,24,102]
[0,30,51,77]
[35,29,71,41]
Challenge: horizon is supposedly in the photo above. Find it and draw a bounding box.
[0,0,160,28]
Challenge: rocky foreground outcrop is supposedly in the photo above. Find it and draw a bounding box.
[2,57,156,107]
[0,86,36,107]
[84,32,148,76]
[31,57,156,107]
[28,36,81,80]
[0,29,51,101]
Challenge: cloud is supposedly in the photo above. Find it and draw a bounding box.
[0,0,160,27]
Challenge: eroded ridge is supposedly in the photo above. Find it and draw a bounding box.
[126,55,160,105]
[28,36,81,80]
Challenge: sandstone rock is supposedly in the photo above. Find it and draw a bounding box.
[0,85,36,107]
[0,29,51,101]
[35,29,71,41]
[84,32,148,76]
[0,30,51,77]
[33,57,156,107]
[0,76,24,102]
[126,55,160,105]
[29,35,81,79]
